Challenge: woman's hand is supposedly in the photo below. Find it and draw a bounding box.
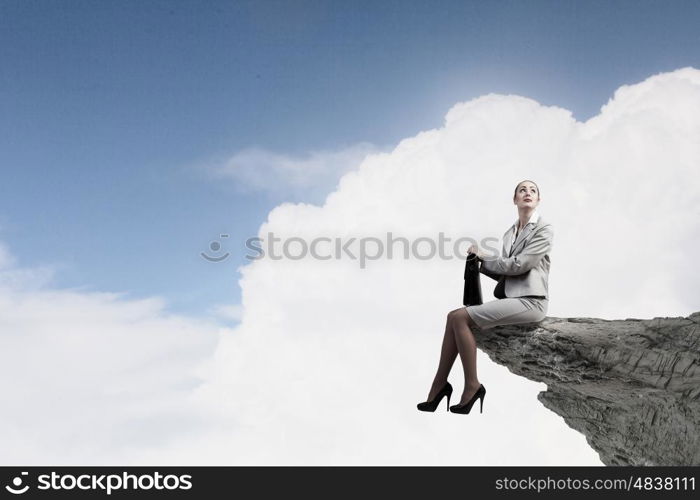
[468,243,482,258]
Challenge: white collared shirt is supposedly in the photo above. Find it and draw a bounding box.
[511,210,540,252]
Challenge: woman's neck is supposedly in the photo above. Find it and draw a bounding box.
[517,208,535,230]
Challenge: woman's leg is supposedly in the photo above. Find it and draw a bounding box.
[427,311,460,400]
[449,308,482,405]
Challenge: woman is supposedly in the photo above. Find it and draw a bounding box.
[417,180,553,414]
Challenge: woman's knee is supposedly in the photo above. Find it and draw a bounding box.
[447,308,462,322]
[448,307,476,329]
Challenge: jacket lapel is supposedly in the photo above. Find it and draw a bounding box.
[508,222,536,257]
[502,227,512,258]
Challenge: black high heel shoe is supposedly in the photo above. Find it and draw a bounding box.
[449,384,486,414]
[417,382,453,412]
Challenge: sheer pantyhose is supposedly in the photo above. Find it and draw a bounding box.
[427,308,482,405]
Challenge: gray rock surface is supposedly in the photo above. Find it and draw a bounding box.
[475,311,700,465]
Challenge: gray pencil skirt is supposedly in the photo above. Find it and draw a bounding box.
[464,297,548,330]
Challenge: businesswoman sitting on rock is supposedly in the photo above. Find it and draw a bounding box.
[417,179,554,414]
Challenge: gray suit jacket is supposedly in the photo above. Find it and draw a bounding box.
[479,216,553,299]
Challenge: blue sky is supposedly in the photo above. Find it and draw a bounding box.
[1,0,699,318]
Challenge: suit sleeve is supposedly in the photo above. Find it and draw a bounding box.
[480,224,553,276]
[479,264,502,281]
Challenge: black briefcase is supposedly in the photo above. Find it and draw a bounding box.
[462,252,483,306]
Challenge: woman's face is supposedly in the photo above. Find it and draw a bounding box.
[513,182,540,209]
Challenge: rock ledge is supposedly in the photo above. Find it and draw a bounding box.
[477,312,700,465]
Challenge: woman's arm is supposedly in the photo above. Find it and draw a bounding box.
[479,265,503,281]
[480,224,553,276]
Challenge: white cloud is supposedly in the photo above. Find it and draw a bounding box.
[0,242,15,269]
[0,251,224,465]
[0,242,57,291]
[3,68,699,465]
[208,303,243,323]
[134,68,700,465]
[204,142,381,201]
